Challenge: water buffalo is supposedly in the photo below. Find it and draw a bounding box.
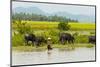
[24,34,47,47]
[24,33,36,46]
[35,36,47,47]
[89,36,96,44]
[59,33,74,44]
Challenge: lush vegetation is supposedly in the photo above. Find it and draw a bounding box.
[12,21,95,49]
[12,13,95,51]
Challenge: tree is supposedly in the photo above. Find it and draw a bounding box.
[12,13,78,23]
[58,22,70,31]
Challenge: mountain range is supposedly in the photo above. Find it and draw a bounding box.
[12,6,95,22]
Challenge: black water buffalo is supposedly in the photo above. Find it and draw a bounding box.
[24,34,36,46]
[35,36,47,47]
[24,34,47,47]
[59,33,74,44]
[89,36,96,44]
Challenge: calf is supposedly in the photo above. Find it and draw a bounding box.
[24,34,36,46]
[34,36,47,47]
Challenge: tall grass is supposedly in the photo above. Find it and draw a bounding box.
[12,34,24,46]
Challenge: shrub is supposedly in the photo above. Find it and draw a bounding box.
[48,29,60,36]
[90,31,95,35]
[15,20,33,34]
[12,34,24,47]
[34,30,59,44]
[58,22,70,30]
[75,35,88,43]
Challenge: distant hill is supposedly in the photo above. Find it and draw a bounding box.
[13,7,46,15]
[12,6,95,22]
[53,12,95,22]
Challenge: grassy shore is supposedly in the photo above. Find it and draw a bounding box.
[12,43,95,52]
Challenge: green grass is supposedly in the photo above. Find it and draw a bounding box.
[12,20,95,52]
[69,23,95,30]
[12,43,95,52]
[12,20,95,30]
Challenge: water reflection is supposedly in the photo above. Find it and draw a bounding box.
[12,47,95,66]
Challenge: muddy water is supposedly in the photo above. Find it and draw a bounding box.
[12,47,95,66]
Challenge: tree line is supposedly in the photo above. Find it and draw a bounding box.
[12,13,78,23]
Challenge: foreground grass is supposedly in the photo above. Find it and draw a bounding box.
[12,21,95,30]
[12,43,95,52]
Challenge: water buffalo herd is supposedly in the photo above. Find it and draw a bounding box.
[24,33,96,47]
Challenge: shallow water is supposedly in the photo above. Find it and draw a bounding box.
[12,47,95,66]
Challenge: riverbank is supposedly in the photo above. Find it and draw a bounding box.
[12,43,95,52]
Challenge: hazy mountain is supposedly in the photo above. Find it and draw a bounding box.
[12,7,95,22]
[13,7,46,15]
[52,12,95,22]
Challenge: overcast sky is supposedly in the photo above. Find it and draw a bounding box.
[12,1,95,16]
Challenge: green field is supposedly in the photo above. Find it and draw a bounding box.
[12,21,95,30]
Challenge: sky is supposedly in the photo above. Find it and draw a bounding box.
[12,1,95,16]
